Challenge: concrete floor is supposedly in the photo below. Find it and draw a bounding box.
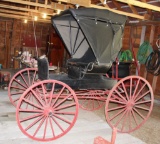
[0,89,154,144]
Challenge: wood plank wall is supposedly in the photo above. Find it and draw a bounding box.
[123,24,160,96]
[0,18,51,68]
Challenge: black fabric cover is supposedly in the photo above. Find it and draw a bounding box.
[51,8,127,65]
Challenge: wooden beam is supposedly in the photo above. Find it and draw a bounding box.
[140,0,153,15]
[0,12,50,23]
[128,4,138,15]
[1,0,52,8]
[99,0,109,8]
[90,4,145,20]
[1,0,70,10]
[0,9,29,16]
[116,0,160,12]
[0,4,55,15]
[51,2,70,11]
[112,0,123,11]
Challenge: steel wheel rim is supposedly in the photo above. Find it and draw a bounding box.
[105,76,154,133]
[16,80,79,141]
[8,68,38,107]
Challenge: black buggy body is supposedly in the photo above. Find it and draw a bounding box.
[46,8,127,89]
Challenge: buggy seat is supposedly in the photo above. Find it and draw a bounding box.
[67,48,112,79]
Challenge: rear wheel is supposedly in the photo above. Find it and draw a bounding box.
[77,90,106,111]
[105,76,153,133]
[16,80,79,141]
[8,68,38,107]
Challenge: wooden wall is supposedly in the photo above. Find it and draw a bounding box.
[123,24,160,96]
[0,18,51,68]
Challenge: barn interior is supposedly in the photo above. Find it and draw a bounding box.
[0,0,160,144]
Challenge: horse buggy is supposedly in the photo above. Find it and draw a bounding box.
[8,8,153,142]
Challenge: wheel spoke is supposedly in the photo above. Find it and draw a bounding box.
[109,108,126,121]
[43,117,48,139]
[52,113,72,124]
[22,98,44,110]
[20,73,29,87]
[11,91,24,95]
[131,109,138,126]
[31,89,45,107]
[132,79,140,98]
[114,108,127,127]
[25,115,44,131]
[48,83,55,105]
[33,116,46,137]
[109,99,126,105]
[41,84,48,105]
[51,116,64,132]
[129,77,132,99]
[107,105,126,112]
[135,90,150,103]
[20,113,43,122]
[121,110,129,131]
[13,97,20,103]
[133,83,146,101]
[54,111,76,115]
[135,100,151,105]
[133,107,145,120]
[31,70,37,85]
[27,70,31,86]
[19,109,43,113]
[14,78,27,89]
[54,103,76,111]
[114,89,127,103]
[10,86,26,91]
[53,94,72,109]
[135,105,150,111]
[51,86,65,107]
[49,117,55,137]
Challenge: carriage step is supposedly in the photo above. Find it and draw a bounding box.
[93,128,117,144]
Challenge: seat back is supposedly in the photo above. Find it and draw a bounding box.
[37,56,49,80]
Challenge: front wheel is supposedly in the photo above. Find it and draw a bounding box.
[105,76,154,133]
[16,80,79,141]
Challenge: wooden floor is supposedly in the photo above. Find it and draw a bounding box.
[0,90,146,144]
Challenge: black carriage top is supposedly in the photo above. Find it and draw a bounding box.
[51,8,127,65]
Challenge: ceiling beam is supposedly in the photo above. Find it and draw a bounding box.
[99,0,109,8]
[1,0,70,10]
[90,4,145,20]
[0,8,51,20]
[0,4,55,15]
[116,0,160,12]
[1,0,52,8]
[128,4,138,15]
[0,12,50,23]
[112,0,123,11]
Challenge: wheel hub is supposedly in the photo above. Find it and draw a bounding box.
[44,107,54,116]
[126,100,135,110]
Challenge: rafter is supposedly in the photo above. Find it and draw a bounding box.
[112,0,123,11]
[90,4,145,20]
[128,4,138,15]
[99,0,109,8]
[116,0,160,12]
[0,12,50,23]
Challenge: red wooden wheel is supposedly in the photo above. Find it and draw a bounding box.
[77,90,106,111]
[8,68,38,107]
[105,76,153,133]
[16,80,79,141]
